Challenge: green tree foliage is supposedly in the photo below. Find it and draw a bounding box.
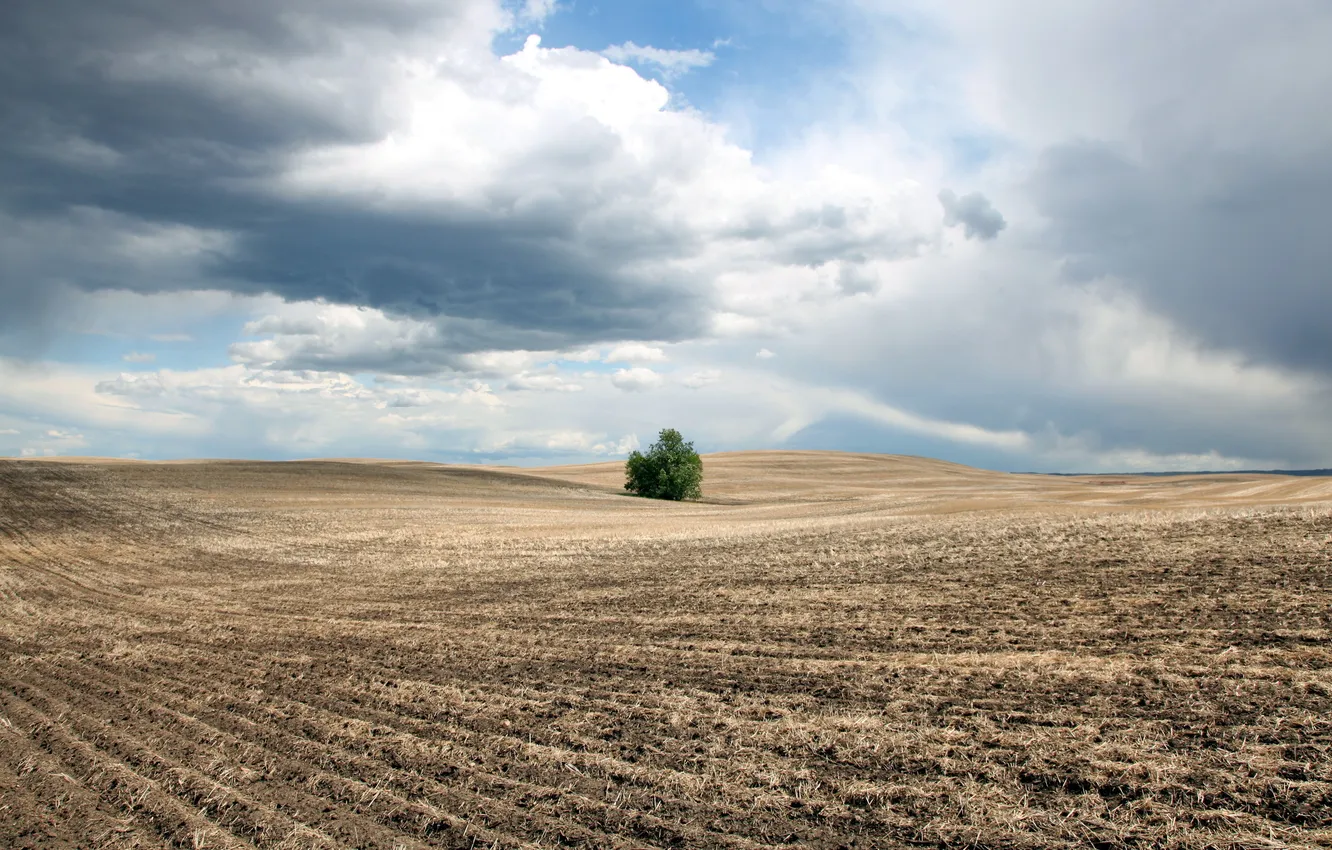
[625,428,703,501]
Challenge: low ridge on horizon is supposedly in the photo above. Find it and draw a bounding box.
[13,449,1332,480]
[10,446,1332,478]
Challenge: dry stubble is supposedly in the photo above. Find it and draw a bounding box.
[1,453,1330,849]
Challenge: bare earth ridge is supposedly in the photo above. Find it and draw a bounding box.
[1,452,1330,849]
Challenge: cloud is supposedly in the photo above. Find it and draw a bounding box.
[780,385,1030,449]
[835,263,880,295]
[604,343,667,363]
[230,303,462,374]
[682,368,722,389]
[3,0,1331,470]
[0,358,204,436]
[505,372,584,392]
[914,0,1332,373]
[559,348,602,363]
[228,301,679,381]
[0,207,238,346]
[123,351,156,363]
[517,0,559,25]
[477,430,638,457]
[1029,140,1332,373]
[7,425,93,458]
[381,389,432,408]
[938,189,1006,240]
[610,367,663,392]
[760,235,1332,468]
[0,3,933,359]
[601,42,715,78]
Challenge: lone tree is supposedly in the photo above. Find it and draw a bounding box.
[625,428,703,501]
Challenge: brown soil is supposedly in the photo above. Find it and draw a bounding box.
[2,453,1330,849]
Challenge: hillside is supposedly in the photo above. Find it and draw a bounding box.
[519,449,1332,511]
[2,452,1330,849]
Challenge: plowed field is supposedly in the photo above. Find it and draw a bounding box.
[2,453,1330,849]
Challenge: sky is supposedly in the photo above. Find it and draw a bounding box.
[1,0,1330,471]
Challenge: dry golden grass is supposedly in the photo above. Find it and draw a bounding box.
[1,453,1330,849]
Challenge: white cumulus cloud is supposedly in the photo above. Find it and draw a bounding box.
[611,367,664,392]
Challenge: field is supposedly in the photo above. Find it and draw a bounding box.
[2,452,1330,849]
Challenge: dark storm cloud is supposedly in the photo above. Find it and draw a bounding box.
[1031,142,1332,373]
[213,202,707,340]
[938,189,1006,241]
[932,1,1332,377]
[0,0,425,167]
[0,0,711,353]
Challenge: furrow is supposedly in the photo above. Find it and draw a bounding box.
[0,685,256,850]
[81,655,790,849]
[17,665,431,850]
[7,674,327,849]
[108,654,840,848]
[0,722,163,850]
[38,658,595,850]
[115,637,840,799]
